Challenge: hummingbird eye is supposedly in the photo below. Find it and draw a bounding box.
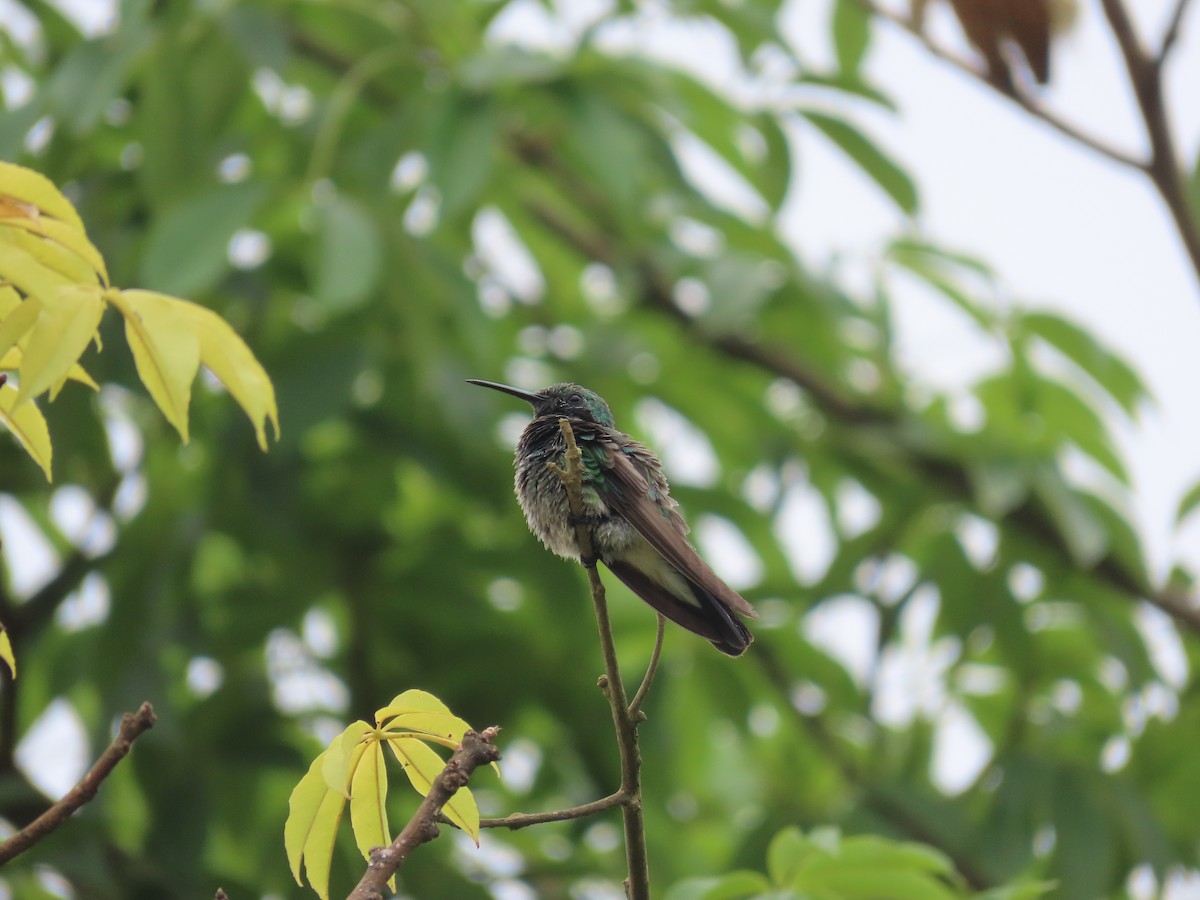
[568,392,583,403]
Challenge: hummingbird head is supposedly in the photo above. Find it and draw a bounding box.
[468,380,616,427]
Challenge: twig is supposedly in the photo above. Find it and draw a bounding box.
[548,419,651,900]
[0,702,157,865]
[628,615,665,719]
[481,791,627,830]
[346,728,501,900]
[1099,0,1200,287]
[1158,0,1195,63]
[852,0,1145,170]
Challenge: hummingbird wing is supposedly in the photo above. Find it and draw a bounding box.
[592,437,756,655]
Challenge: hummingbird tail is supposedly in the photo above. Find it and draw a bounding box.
[606,560,753,656]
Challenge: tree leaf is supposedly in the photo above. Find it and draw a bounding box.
[173,298,279,449]
[386,736,480,843]
[767,825,819,886]
[802,110,919,214]
[16,284,105,405]
[1175,478,1200,528]
[832,0,872,74]
[284,751,345,898]
[0,160,86,230]
[321,721,371,797]
[311,195,383,313]
[0,240,71,300]
[349,740,392,879]
[138,182,265,297]
[1020,312,1146,416]
[0,213,108,284]
[0,626,14,678]
[112,290,200,442]
[0,382,52,480]
[0,294,42,361]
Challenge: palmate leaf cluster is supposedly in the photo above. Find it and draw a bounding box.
[0,161,278,478]
[285,689,488,900]
[0,1,1196,899]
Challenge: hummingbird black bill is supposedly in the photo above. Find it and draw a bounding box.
[467,379,542,405]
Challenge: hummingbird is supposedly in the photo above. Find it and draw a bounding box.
[469,380,756,655]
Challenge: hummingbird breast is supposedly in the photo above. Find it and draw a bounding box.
[513,417,640,561]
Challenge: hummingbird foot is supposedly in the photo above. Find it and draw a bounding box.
[579,553,598,569]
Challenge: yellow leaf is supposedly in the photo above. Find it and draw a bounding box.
[387,736,481,843]
[112,290,200,442]
[17,284,105,405]
[321,720,371,798]
[175,300,279,450]
[0,214,108,285]
[0,296,40,361]
[0,225,94,285]
[285,743,352,900]
[0,382,52,480]
[0,627,14,678]
[377,711,471,745]
[375,688,455,722]
[350,740,391,859]
[0,285,19,317]
[0,347,98,393]
[0,241,67,301]
[0,161,86,231]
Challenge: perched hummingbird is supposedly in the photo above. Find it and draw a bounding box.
[469,380,756,655]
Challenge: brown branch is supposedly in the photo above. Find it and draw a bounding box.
[1099,0,1200,287]
[0,702,156,866]
[1158,0,1195,63]
[628,615,665,719]
[853,0,1145,170]
[346,728,501,900]
[481,791,627,830]
[548,419,651,900]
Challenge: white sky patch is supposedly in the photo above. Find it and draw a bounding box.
[694,514,763,590]
[45,0,117,36]
[633,398,719,487]
[499,738,542,794]
[931,701,993,795]
[773,481,835,584]
[15,698,89,798]
[802,594,879,688]
[265,629,349,715]
[473,207,545,304]
[872,586,961,726]
[835,478,881,537]
[1133,602,1189,689]
[56,572,110,632]
[0,496,58,599]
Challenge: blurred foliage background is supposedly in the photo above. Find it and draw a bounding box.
[1,0,1198,898]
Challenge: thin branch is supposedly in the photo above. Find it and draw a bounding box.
[0,702,156,866]
[628,615,665,720]
[347,728,501,900]
[1099,0,1200,286]
[548,419,651,900]
[481,791,627,830]
[1158,0,1195,64]
[854,0,1146,170]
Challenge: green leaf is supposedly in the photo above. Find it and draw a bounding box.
[1173,477,1200,528]
[138,182,266,297]
[46,22,154,134]
[832,0,872,74]
[321,720,372,796]
[767,826,818,886]
[423,93,500,224]
[386,736,480,843]
[312,195,383,312]
[662,871,773,900]
[1034,467,1108,566]
[1020,312,1147,416]
[802,110,918,214]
